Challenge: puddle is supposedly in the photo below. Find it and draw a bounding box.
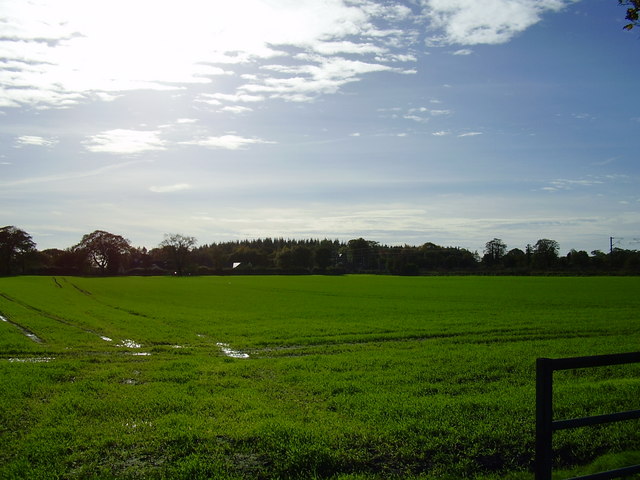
[116,339,142,348]
[8,357,55,363]
[216,342,249,359]
[25,333,42,342]
[0,313,44,343]
[100,336,113,342]
[130,352,151,356]
[125,420,152,429]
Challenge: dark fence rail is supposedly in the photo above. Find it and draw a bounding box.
[535,352,640,480]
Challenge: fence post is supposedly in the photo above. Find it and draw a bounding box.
[536,358,553,480]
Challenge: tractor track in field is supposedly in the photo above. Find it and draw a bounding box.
[0,309,44,343]
[0,292,114,344]
[62,278,154,319]
[248,327,604,357]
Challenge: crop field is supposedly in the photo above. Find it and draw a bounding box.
[1,275,639,479]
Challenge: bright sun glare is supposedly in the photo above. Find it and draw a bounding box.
[17,0,357,93]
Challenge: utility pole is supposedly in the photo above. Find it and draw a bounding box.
[610,236,622,254]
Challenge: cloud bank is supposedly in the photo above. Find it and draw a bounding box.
[0,1,575,110]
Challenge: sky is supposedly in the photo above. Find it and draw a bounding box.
[1,0,639,255]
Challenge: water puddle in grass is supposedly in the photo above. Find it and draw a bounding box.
[129,352,151,356]
[125,420,152,429]
[100,336,113,342]
[8,357,55,363]
[116,339,142,348]
[0,313,44,343]
[216,342,249,359]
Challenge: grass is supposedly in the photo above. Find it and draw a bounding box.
[0,275,639,479]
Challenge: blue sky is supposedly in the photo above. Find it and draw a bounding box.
[1,0,639,254]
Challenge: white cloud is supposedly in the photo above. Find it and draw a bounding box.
[220,106,253,114]
[149,183,192,193]
[458,131,483,137]
[199,93,266,103]
[452,49,473,55]
[404,115,428,123]
[84,129,166,154]
[432,130,451,136]
[15,135,58,147]
[246,57,398,102]
[544,178,605,191]
[422,0,572,46]
[0,0,421,109]
[182,135,275,150]
[312,41,386,56]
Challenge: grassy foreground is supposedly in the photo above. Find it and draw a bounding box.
[0,275,639,479]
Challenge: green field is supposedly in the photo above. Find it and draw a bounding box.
[1,275,639,479]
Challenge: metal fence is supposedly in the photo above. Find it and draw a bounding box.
[535,352,640,480]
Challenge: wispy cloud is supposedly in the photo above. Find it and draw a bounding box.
[84,129,166,154]
[149,183,192,193]
[198,93,266,105]
[220,105,253,114]
[542,178,605,192]
[182,135,276,150]
[244,57,403,102]
[0,160,146,187]
[0,0,421,109]
[15,135,58,147]
[458,131,482,137]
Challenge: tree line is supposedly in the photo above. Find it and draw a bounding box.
[1,226,639,277]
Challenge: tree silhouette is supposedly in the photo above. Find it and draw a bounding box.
[0,226,36,275]
[159,233,197,275]
[620,0,640,30]
[75,230,132,275]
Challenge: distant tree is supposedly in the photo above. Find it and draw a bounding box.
[159,233,197,275]
[620,0,640,30]
[0,226,36,275]
[40,248,85,275]
[532,238,559,269]
[228,246,267,269]
[503,248,527,269]
[314,245,334,270]
[483,238,507,266]
[346,238,380,271]
[566,249,590,269]
[75,230,132,275]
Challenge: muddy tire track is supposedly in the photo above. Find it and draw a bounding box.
[0,292,111,343]
[62,278,92,296]
[0,310,44,343]
[63,279,152,319]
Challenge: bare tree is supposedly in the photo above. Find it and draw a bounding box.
[159,233,197,275]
